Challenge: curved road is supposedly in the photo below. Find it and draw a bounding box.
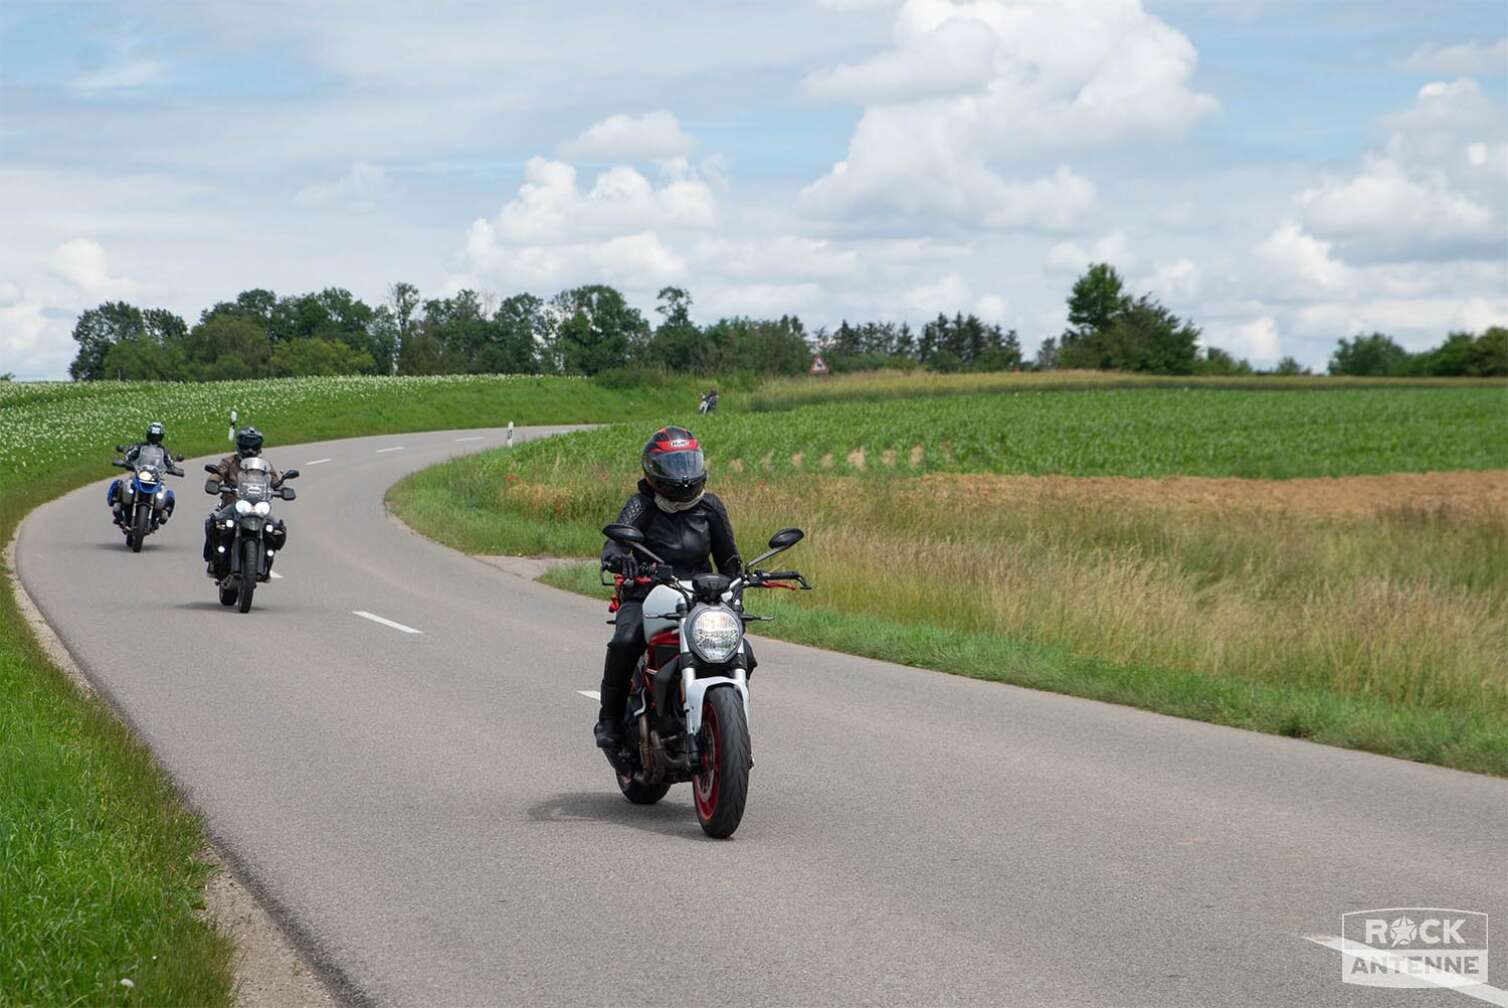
[18,427,1507,1007]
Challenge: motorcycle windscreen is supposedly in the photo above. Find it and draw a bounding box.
[134,444,168,469]
[237,467,273,501]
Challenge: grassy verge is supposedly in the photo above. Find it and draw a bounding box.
[389,385,1508,776]
[0,373,701,1005]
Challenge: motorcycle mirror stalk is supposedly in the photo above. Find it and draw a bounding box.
[747,526,805,570]
[601,523,669,565]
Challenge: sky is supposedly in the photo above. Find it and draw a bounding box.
[1,0,1505,379]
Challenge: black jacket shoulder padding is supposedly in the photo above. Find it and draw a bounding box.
[602,480,741,588]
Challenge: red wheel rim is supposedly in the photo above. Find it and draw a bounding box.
[694,701,719,820]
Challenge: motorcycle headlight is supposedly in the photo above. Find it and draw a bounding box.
[137,471,157,484]
[689,607,742,665]
[253,501,271,516]
[234,499,253,515]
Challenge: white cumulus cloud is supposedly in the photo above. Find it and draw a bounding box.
[800,0,1215,228]
[1045,231,1131,272]
[294,162,395,211]
[562,111,697,162]
[49,238,136,298]
[1294,79,1505,261]
[1399,38,1508,77]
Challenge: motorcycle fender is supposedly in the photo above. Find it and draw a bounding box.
[682,669,748,736]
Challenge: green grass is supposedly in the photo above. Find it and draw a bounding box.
[542,560,1506,773]
[390,384,1508,776]
[0,373,703,1005]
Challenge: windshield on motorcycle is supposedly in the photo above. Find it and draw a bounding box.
[134,444,167,471]
[237,457,273,501]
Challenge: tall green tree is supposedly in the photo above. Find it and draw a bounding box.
[1328,332,1409,376]
[482,293,547,373]
[549,285,648,375]
[644,286,704,371]
[70,302,144,380]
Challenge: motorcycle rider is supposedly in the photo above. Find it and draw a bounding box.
[204,427,287,576]
[111,421,180,526]
[596,425,741,749]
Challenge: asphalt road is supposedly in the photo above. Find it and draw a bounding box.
[18,427,1508,1007]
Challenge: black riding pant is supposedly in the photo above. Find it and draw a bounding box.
[599,601,644,720]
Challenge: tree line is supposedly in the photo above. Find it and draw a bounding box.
[66,267,1504,381]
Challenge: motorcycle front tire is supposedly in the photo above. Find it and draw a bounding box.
[129,503,148,552]
[236,539,257,613]
[693,687,751,838]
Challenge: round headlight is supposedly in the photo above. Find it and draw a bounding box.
[253,501,271,516]
[234,499,253,515]
[689,607,742,664]
[137,471,156,484]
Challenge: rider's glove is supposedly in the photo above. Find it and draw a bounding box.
[607,553,639,579]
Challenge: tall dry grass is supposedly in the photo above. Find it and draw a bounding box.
[467,466,1508,721]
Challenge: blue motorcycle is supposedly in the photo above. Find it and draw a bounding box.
[109,443,185,552]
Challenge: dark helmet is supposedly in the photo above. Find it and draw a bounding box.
[641,425,706,503]
[145,421,165,445]
[236,427,264,459]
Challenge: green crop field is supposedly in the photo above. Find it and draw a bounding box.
[467,386,1508,482]
[0,373,702,1006]
[392,383,1508,776]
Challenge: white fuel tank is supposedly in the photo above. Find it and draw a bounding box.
[640,583,686,638]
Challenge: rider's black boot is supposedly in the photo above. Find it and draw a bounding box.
[594,666,629,749]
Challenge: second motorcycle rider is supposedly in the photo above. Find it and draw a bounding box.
[596,425,742,749]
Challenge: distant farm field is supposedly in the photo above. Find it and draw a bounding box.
[392,384,1508,775]
[468,386,1508,482]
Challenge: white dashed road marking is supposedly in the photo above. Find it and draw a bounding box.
[352,611,423,634]
[306,458,332,465]
[577,690,600,701]
[454,436,484,442]
[269,570,283,579]
[376,446,405,454]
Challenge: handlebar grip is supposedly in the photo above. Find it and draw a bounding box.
[762,571,799,580]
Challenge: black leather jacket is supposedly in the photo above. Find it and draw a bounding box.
[602,480,741,598]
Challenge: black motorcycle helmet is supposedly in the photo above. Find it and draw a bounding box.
[642,425,706,503]
[145,421,165,445]
[236,427,264,459]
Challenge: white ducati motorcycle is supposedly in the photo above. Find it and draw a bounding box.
[600,523,809,838]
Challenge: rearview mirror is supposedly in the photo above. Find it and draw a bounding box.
[174,454,185,462]
[602,523,645,545]
[115,445,125,452]
[204,479,221,495]
[281,486,297,501]
[204,463,219,474]
[280,468,300,481]
[768,527,804,550]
